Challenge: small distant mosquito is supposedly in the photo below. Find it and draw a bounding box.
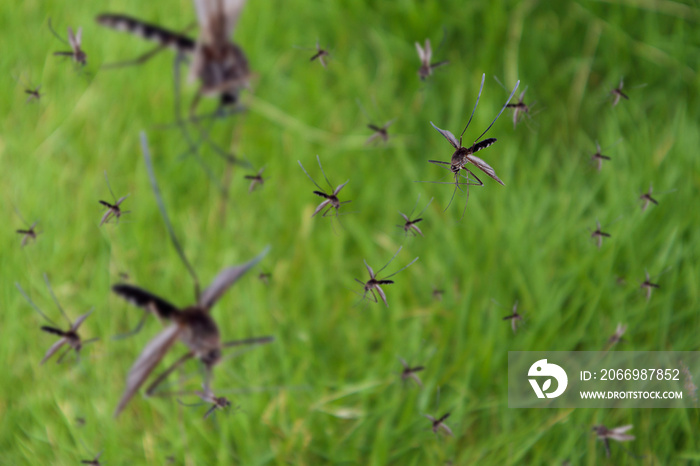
[24,85,43,102]
[399,357,424,387]
[424,412,453,437]
[502,301,523,334]
[15,207,40,247]
[590,141,611,171]
[415,39,449,81]
[423,74,519,218]
[432,288,444,301]
[397,196,433,237]
[366,120,395,145]
[355,246,418,307]
[80,452,103,465]
[592,424,635,458]
[258,272,271,285]
[640,269,660,300]
[195,384,232,419]
[16,275,97,364]
[494,77,539,130]
[610,79,629,107]
[590,220,611,249]
[298,156,351,218]
[309,40,330,68]
[99,171,130,226]
[49,19,87,66]
[605,323,627,350]
[638,184,675,212]
[244,166,266,192]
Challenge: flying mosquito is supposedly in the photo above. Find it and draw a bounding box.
[15,275,97,365]
[49,19,87,66]
[640,269,660,300]
[99,171,130,226]
[308,39,330,68]
[415,39,449,81]
[244,166,265,192]
[14,207,40,247]
[502,301,523,334]
[298,156,351,218]
[178,384,233,419]
[494,77,539,130]
[366,120,395,145]
[399,358,425,387]
[589,141,611,171]
[354,246,418,307]
[24,85,43,102]
[80,452,103,465]
[258,272,271,285]
[605,323,627,350]
[592,424,635,458]
[397,195,433,237]
[424,412,453,437]
[590,220,611,249]
[432,288,444,301]
[97,0,251,107]
[638,183,675,212]
[422,74,519,218]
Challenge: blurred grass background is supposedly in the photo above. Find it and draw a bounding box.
[1,0,699,464]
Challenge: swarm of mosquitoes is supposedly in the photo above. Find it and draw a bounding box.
[11,0,676,462]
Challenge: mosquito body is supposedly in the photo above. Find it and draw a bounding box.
[610,79,629,107]
[590,220,611,249]
[415,39,448,80]
[355,246,418,307]
[98,0,250,106]
[424,413,453,437]
[639,184,658,212]
[590,141,612,171]
[80,452,103,465]
[606,323,627,350]
[592,424,635,457]
[244,166,265,192]
[640,270,660,301]
[502,301,523,334]
[298,156,351,218]
[16,275,97,365]
[195,385,232,419]
[399,358,425,387]
[258,272,271,285]
[50,20,87,65]
[366,120,395,145]
[16,220,40,247]
[99,172,130,226]
[397,196,433,237]
[432,288,444,301]
[309,40,330,68]
[505,88,532,129]
[24,86,43,102]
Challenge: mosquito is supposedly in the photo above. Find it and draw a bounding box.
[24,85,43,102]
[494,76,539,130]
[366,120,396,145]
[397,195,433,237]
[590,220,611,249]
[309,39,330,68]
[640,269,660,301]
[638,183,675,212]
[605,323,627,350]
[590,141,612,171]
[399,357,424,387]
[14,207,40,247]
[99,171,130,226]
[244,166,266,192]
[424,413,453,437]
[355,246,418,307]
[432,288,444,301]
[502,301,523,334]
[15,275,97,365]
[178,384,233,419]
[415,39,448,81]
[80,452,103,465]
[298,156,351,218]
[49,19,87,66]
[258,272,271,285]
[592,424,635,458]
[423,73,519,218]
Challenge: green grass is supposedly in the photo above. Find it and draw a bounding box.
[1,0,699,464]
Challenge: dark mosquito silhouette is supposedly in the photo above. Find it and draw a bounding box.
[604,323,627,351]
[244,166,266,193]
[592,424,635,458]
[366,120,396,145]
[432,288,444,301]
[638,184,675,212]
[590,220,611,249]
[415,39,448,80]
[640,269,660,301]
[494,76,539,130]
[49,19,87,66]
[258,272,271,285]
[99,171,130,226]
[24,86,43,102]
[422,74,519,218]
[298,156,351,218]
[590,141,612,171]
[178,384,233,419]
[610,79,629,107]
[309,39,330,68]
[80,452,103,465]
[424,413,453,437]
[502,301,523,334]
[355,246,418,307]
[397,195,433,237]
[14,207,40,247]
[399,357,425,387]
[112,133,273,417]
[16,275,97,364]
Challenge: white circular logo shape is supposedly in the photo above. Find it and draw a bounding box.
[528,359,568,399]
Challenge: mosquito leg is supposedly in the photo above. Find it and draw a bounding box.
[145,351,195,396]
[112,312,149,340]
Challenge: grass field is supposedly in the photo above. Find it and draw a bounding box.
[2,0,700,464]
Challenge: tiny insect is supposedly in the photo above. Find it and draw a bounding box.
[639,184,658,211]
[185,384,233,419]
[258,272,271,285]
[605,323,627,350]
[99,171,130,226]
[399,357,425,387]
[502,301,523,334]
[590,220,611,249]
[309,39,330,68]
[298,156,351,218]
[244,166,266,192]
[592,424,635,458]
[354,246,418,307]
[610,78,629,107]
[397,195,433,237]
[432,288,444,301]
[80,452,103,465]
[15,207,40,247]
[640,269,660,301]
[49,19,87,66]
[24,86,43,102]
[423,74,519,218]
[366,120,396,145]
[415,39,448,81]
[590,141,612,172]
[16,274,97,364]
[424,412,453,437]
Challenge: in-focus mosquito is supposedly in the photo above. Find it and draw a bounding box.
[502,301,523,334]
[244,166,265,192]
[14,207,40,247]
[592,424,635,458]
[640,269,660,301]
[16,275,97,364]
[399,357,425,387]
[590,220,611,249]
[99,171,130,226]
[298,156,351,218]
[355,246,418,307]
[415,39,449,81]
[397,195,433,237]
[424,412,453,437]
[49,19,87,66]
[605,323,627,351]
[422,74,519,218]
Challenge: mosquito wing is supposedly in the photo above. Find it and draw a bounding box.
[429,122,460,149]
[115,195,130,207]
[198,246,270,310]
[194,0,246,45]
[41,338,68,364]
[609,425,634,441]
[112,284,180,320]
[415,41,426,63]
[71,309,94,332]
[333,180,349,196]
[465,154,505,186]
[114,324,182,417]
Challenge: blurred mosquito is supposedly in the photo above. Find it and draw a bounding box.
[432,288,444,301]
[258,272,271,285]
[397,195,433,237]
[640,269,660,300]
[421,74,519,218]
[99,171,130,226]
[14,207,40,247]
[309,40,330,68]
[80,452,103,465]
[399,357,424,387]
[494,77,536,130]
[178,384,233,419]
[24,85,43,102]
[15,275,97,364]
[604,323,627,351]
[298,156,351,218]
[357,99,395,145]
[244,166,266,192]
[415,39,449,80]
[589,220,611,249]
[355,246,418,307]
[424,412,453,437]
[592,424,635,458]
[49,19,87,66]
[502,301,523,334]
[589,139,620,172]
[638,183,675,212]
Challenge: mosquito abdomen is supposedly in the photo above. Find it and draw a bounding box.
[96,14,195,52]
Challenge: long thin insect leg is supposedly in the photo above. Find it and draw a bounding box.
[383,256,419,280]
[103,171,117,203]
[374,246,404,277]
[458,73,486,143]
[298,160,327,193]
[43,274,72,327]
[112,312,149,340]
[48,18,69,45]
[473,80,520,143]
[15,283,59,327]
[145,352,194,396]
